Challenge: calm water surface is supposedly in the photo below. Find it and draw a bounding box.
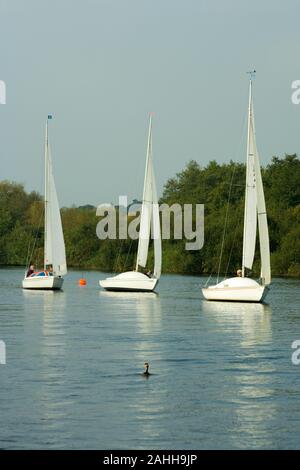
[0,268,300,449]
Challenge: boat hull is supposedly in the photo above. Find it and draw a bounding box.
[99,271,158,292]
[202,277,269,303]
[22,275,64,290]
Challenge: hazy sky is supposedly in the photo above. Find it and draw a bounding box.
[1,0,299,206]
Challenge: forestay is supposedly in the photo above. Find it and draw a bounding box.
[136,116,161,279]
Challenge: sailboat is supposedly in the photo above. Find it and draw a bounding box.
[202,74,271,302]
[99,115,161,292]
[22,116,67,290]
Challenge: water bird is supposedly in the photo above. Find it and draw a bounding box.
[143,362,151,377]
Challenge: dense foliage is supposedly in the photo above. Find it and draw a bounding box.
[161,154,300,277]
[0,154,299,277]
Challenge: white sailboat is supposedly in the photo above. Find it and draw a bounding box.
[22,116,67,290]
[202,74,271,302]
[100,116,161,292]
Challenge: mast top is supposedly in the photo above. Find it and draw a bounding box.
[247,70,256,81]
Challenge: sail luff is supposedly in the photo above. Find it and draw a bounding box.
[44,117,67,276]
[136,116,153,271]
[251,82,271,285]
[242,79,257,275]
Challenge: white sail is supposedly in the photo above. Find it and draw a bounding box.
[201,73,271,302]
[242,77,271,285]
[254,150,271,285]
[136,118,152,269]
[44,119,67,276]
[242,79,257,274]
[136,116,161,278]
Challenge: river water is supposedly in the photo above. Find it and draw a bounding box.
[0,268,300,449]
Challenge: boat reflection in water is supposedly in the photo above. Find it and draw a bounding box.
[202,300,272,347]
[99,290,161,331]
[99,290,165,445]
[22,289,70,441]
[40,290,69,426]
[202,300,276,448]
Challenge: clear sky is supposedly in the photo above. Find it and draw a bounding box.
[1,0,299,206]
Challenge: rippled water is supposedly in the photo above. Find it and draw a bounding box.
[0,268,300,449]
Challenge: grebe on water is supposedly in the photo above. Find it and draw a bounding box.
[143,362,151,376]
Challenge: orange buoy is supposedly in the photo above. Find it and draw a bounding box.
[79,278,87,286]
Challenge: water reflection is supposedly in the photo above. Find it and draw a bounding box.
[99,291,161,335]
[23,289,70,440]
[3,270,299,449]
[40,290,68,418]
[99,291,165,446]
[202,300,272,347]
[202,300,276,448]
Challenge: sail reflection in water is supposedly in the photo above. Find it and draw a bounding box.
[40,291,72,426]
[21,290,72,444]
[202,301,276,448]
[99,290,162,349]
[99,291,165,445]
[202,301,272,347]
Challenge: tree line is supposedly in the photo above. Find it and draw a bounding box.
[0,153,299,277]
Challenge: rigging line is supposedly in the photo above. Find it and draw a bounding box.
[24,201,43,268]
[124,237,134,271]
[204,272,213,287]
[205,238,224,286]
[26,205,44,270]
[216,167,236,283]
[216,106,249,283]
[24,243,31,274]
[113,238,124,273]
[204,100,248,286]
[204,259,221,287]
[224,212,240,279]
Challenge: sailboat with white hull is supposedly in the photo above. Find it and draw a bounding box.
[22,116,67,290]
[100,116,161,292]
[202,74,271,302]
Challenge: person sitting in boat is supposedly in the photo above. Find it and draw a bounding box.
[45,264,54,276]
[26,263,35,277]
[237,269,242,277]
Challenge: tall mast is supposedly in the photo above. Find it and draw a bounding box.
[242,71,256,277]
[44,115,52,270]
[44,118,49,270]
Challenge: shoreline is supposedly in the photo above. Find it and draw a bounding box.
[1,264,300,279]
